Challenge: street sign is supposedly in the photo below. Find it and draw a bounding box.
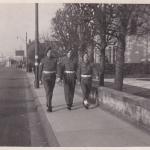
[15,50,24,56]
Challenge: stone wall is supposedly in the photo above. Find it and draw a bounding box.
[98,86,150,131]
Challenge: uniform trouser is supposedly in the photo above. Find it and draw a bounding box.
[81,77,92,102]
[63,73,76,106]
[42,73,56,108]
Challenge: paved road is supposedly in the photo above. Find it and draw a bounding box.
[0,67,48,146]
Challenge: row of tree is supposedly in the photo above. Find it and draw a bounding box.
[51,4,150,91]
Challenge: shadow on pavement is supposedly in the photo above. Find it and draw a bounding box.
[52,102,83,112]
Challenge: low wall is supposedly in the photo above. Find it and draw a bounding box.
[98,86,150,131]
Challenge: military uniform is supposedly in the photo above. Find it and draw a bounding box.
[39,55,57,112]
[78,61,94,108]
[59,57,78,109]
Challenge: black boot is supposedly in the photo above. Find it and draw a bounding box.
[67,104,72,110]
[47,107,52,112]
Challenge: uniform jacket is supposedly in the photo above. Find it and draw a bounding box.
[77,61,97,82]
[39,56,57,80]
[58,57,78,80]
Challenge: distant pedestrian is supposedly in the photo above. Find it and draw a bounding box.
[39,46,57,112]
[57,50,78,110]
[78,53,98,109]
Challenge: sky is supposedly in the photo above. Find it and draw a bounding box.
[0,3,63,57]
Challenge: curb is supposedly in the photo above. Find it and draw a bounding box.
[26,73,60,147]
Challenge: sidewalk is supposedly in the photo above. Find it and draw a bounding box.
[27,73,150,147]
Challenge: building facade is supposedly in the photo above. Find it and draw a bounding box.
[95,34,150,64]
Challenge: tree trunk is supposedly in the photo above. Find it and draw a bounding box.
[99,34,106,86]
[93,4,107,86]
[114,36,126,91]
[99,48,105,86]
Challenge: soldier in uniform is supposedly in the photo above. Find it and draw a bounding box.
[78,53,98,109]
[57,50,78,110]
[39,46,57,112]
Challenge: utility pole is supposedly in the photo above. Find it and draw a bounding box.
[146,32,149,63]
[26,32,28,72]
[34,3,39,88]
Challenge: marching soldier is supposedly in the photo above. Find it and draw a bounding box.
[57,50,78,110]
[39,46,57,112]
[78,53,98,109]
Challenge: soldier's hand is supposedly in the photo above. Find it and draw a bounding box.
[95,76,99,81]
[56,78,61,83]
[77,81,80,86]
[39,80,43,85]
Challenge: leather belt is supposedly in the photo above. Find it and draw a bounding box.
[43,71,56,74]
[81,74,92,78]
[65,71,75,73]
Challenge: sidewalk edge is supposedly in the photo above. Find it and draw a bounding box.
[27,73,60,147]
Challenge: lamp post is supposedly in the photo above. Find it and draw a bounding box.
[34,3,39,88]
[146,32,149,63]
[25,32,29,72]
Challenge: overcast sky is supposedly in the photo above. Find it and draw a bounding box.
[0,3,63,57]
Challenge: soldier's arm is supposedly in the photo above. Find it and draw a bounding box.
[56,59,61,79]
[57,59,65,80]
[74,59,78,72]
[77,63,81,82]
[92,63,99,80]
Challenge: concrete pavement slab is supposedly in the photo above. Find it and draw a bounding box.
[27,73,150,147]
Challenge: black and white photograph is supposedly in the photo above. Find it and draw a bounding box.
[0,2,150,148]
